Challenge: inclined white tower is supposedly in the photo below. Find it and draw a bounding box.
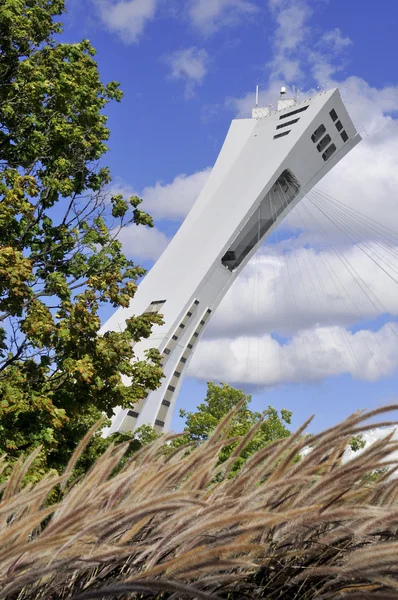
[102,87,361,435]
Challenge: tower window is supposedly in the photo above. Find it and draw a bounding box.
[279,105,309,120]
[276,118,300,130]
[146,300,166,314]
[174,371,181,378]
[168,385,175,392]
[127,410,139,419]
[335,120,343,132]
[164,348,171,355]
[187,311,192,317]
[329,109,338,122]
[322,144,337,161]
[194,300,200,305]
[172,335,178,341]
[193,332,199,338]
[187,344,193,350]
[341,130,349,142]
[162,399,171,407]
[274,130,291,139]
[180,357,187,364]
[179,323,185,329]
[200,320,206,326]
[311,124,326,143]
[317,134,332,153]
[207,309,212,314]
[155,419,165,428]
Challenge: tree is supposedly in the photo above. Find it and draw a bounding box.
[179,382,292,473]
[0,0,164,475]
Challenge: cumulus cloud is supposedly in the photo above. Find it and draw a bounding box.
[267,0,313,82]
[94,0,157,43]
[188,322,398,386]
[112,168,211,222]
[184,1,398,387]
[117,223,169,261]
[189,0,258,34]
[319,28,353,54]
[205,244,398,340]
[164,47,210,99]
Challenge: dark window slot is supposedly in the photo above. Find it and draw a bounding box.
[187,344,193,350]
[187,312,192,317]
[200,320,205,325]
[279,105,309,119]
[276,118,300,130]
[341,131,349,142]
[207,309,212,314]
[168,385,175,392]
[317,134,332,153]
[180,357,187,364]
[179,324,185,329]
[193,332,199,338]
[311,124,326,143]
[162,399,171,407]
[172,335,178,341]
[322,144,337,161]
[329,109,338,122]
[164,348,171,355]
[194,300,200,305]
[174,371,181,378]
[127,410,139,419]
[155,419,165,428]
[274,130,290,139]
[335,120,343,132]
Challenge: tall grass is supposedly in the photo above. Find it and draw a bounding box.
[1,405,398,599]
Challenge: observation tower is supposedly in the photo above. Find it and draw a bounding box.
[102,87,361,434]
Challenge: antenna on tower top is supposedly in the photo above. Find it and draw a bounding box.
[255,85,259,107]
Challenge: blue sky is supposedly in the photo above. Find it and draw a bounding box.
[63,0,398,433]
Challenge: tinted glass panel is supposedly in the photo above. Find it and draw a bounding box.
[335,120,343,131]
[274,130,290,139]
[341,130,349,142]
[317,134,332,152]
[330,109,338,121]
[322,144,337,161]
[311,124,326,143]
[155,420,165,428]
[162,399,171,407]
[276,118,300,130]
[127,410,139,419]
[279,105,309,119]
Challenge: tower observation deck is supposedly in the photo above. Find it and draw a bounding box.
[101,87,361,435]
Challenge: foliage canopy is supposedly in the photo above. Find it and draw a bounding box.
[0,0,164,476]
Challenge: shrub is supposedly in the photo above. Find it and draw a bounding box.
[1,404,398,599]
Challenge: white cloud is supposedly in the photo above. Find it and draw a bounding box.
[94,0,157,43]
[188,322,398,386]
[189,0,258,34]
[112,168,211,222]
[319,28,352,53]
[164,47,210,99]
[117,224,169,260]
[268,0,313,82]
[205,244,398,340]
[204,4,398,387]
